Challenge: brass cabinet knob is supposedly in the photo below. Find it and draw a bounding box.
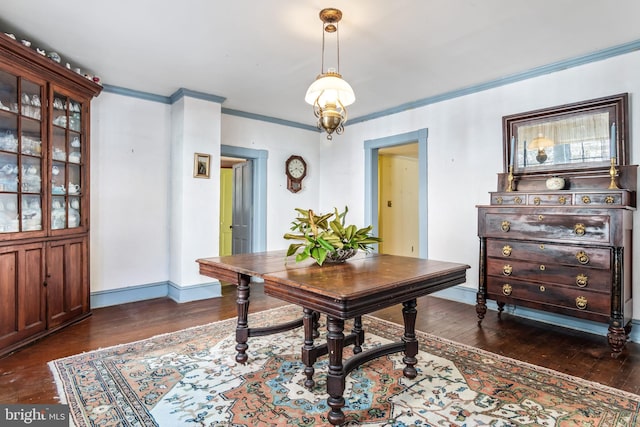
[574,223,586,236]
[558,196,567,205]
[501,220,510,232]
[576,274,588,287]
[539,285,546,292]
[576,296,588,310]
[538,214,544,221]
[502,245,512,256]
[582,195,591,204]
[575,251,589,264]
[605,195,615,204]
[502,265,512,276]
[534,197,541,205]
[539,265,546,271]
[502,284,512,296]
[514,196,522,204]
[496,196,503,204]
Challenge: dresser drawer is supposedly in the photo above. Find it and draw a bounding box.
[483,212,611,243]
[486,239,611,269]
[527,193,573,206]
[486,258,611,292]
[575,192,626,206]
[486,277,609,316]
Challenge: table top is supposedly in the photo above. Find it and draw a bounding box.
[196,250,380,282]
[197,251,469,318]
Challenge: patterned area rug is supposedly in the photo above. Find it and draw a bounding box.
[49,305,640,426]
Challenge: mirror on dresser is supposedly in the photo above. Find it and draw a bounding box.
[477,93,636,358]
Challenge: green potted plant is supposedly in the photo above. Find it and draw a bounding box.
[284,206,381,265]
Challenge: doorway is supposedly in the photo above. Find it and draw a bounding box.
[364,129,428,259]
[219,145,268,255]
[378,144,419,256]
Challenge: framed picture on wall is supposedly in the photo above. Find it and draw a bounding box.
[194,153,211,178]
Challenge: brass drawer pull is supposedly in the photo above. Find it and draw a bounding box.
[539,244,545,250]
[502,284,512,296]
[502,245,512,257]
[502,265,512,276]
[576,296,588,310]
[539,265,546,271]
[574,223,586,236]
[514,196,522,204]
[582,195,591,204]
[538,215,544,221]
[576,251,589,264]
[576,274,588,288]
[605,195,615,204]
[539,285,546,292]
[558,196,567,205]
[534,197,541,205]
[501,220,510,232]
[496,196,503,204]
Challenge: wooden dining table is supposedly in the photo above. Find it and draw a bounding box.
[197,251,469,425]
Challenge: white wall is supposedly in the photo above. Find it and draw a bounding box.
[89,49,640,322]
[319,50,640,318]
[221,115,321,250]
[90,92,171,292]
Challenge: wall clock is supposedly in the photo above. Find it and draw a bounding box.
[285,155,307,193]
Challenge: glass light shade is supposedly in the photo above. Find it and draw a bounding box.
[305,73,355,107]
[528,134,555,150]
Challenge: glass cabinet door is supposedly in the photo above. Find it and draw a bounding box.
[0,70,43,234]
[51,91,83,230]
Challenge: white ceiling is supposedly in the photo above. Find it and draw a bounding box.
[2,1,640,128]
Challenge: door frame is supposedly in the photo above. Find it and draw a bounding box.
[364,129,428,258]
[221,145,268,252]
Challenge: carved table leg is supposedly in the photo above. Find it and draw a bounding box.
[313,310,320,339]
[352,316,364,354]
[401,299,418,379]
[302,308,317,388]
[235,273,251,364]
[326,316,346,426]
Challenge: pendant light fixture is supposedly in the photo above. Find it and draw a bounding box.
[305,8,355,140]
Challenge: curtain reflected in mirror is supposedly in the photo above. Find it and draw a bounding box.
[516,112,611,168]
[504,94,628,175]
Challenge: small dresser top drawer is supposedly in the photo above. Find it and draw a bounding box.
[482,212,611,244]
[489,190,634,207]
[486,239,611,269]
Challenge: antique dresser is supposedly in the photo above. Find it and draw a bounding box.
[476,94,635,357]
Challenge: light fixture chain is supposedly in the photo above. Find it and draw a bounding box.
[321,21,326,74]
[336,21,340,73]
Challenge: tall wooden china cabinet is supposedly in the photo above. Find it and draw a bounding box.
[476,94,635,357]
[0,35,102,357]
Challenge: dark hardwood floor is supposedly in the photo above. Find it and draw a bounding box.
[1,283,638,404]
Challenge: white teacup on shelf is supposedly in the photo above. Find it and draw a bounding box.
[68,183,80,194]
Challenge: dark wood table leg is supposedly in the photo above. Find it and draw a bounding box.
[235,273,251,364]
[352,316,363,354]
[302,308,316,388]
[326,316,346,426]
[401,299,418,379]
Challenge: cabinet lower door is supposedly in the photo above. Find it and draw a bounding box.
[46,237,89,328]
[0,243,46,350]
